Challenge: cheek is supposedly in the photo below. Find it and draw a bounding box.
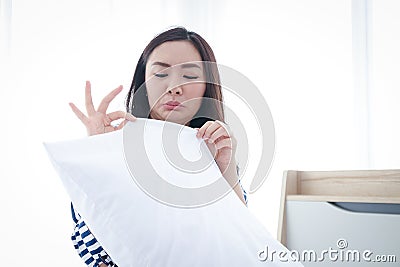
[184,83,206,103]
[146,81,167,106]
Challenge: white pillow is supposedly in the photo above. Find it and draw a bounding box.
[43,118,302,267]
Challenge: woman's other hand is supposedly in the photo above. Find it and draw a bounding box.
[196,121,246,204]
[195,120,237,174]
[69,81,136,136]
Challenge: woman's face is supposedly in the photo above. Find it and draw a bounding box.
[145,40,206,126]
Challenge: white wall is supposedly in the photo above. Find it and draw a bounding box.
[1,0,399,266]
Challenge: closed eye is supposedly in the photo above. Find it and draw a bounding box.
[154,73,168,78]
[183,75,198,80]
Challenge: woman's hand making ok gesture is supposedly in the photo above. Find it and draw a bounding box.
[69,81,136,136]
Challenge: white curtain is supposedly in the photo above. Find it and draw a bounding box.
[1,0,399,266]
[369,0,400,168]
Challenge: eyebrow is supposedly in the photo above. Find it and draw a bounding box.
[151,62,201,69]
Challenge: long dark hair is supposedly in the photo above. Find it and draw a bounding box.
[125,26,225,128]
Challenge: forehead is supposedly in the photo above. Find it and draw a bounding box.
[147,40,202,67]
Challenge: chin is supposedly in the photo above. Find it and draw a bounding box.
[163,117,184,124]
[162,115,191,126]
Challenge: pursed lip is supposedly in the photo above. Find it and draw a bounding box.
[164,100,182,107]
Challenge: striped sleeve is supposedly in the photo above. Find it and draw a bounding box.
[236,164,248,206]
[239,180,248,206]
[70,203,118,267]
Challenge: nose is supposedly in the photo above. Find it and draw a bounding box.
[167,86,182,95]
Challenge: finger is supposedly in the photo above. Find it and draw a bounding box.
[215,120,231,131]
[107,110,133,122]
[196,121,213,138]
[126,113,137,122]
[69,102,88,124]
[215,137,234,150]
[203,121,221,140]
[115,119,128,130]
[97,85,123,114]
[103,125,115,134]
[208,127,229,143]
[85,81,96,116]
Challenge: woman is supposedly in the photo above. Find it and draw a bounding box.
[69,26,248,267]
